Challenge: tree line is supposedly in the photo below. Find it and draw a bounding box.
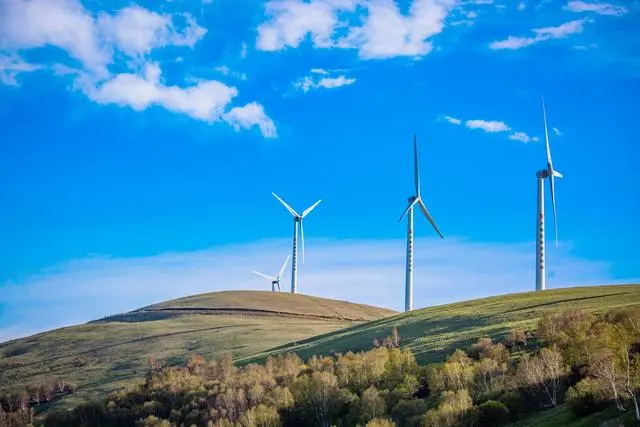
[2,306,640,427]
[0,378,77,427]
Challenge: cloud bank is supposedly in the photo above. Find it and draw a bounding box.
[0,0,275,138]
[257,0,456,59]
[0,237,622,343]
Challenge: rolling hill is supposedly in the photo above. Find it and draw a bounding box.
[0,291,396,408]
[242,284,640,365]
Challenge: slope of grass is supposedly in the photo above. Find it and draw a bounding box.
[0,291,395,408]
[509,404,634,427]
[242,284,640,365]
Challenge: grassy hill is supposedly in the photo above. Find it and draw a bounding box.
[0,291,395,408]
[242,284,640,365]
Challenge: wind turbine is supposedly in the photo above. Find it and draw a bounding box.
[272,192,322,294]
[398,135,444,312]
[535,97,563,291]
[253,256,290,292]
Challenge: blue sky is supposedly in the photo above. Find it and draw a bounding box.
[0,0,639,341]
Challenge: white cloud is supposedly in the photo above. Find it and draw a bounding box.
[565,1,627,16]
[97,6,206,58]
[240,42,248,58]
[444,115,462,125]
[223,102,278,138]
[508,131,534,143]
[489,19,588,50]
[81,63,238,122]
[0,0,275,138]
[465,119,510,132]
[256,0,455,59]
[0,237,623,343]
[0,0,110,75]
[553,127,563,136]
[0,53,40,85]
[343,0,454,59]
[294,72,356,92]
[517,2,526,10]
[444,114,539,143]
[256,0,357,51]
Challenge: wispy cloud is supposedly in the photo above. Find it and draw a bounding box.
[444,115,462,125]
[0,0,274,138]
[294,70,356,93]
[509,131,535,143]
[489,19,588,50]
[465,119,511,132]
[0,237,619,343]
[565,1,627,16]
[256,0,455,59]
[444,114,538,142]
[0,53,40,86]
[215,65,247,81]
[553,127,563,136]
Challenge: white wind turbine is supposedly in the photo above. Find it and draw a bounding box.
[535,96,563,291]
[398,135,444,312]
[252,256,290,292]
[272,192,322,294]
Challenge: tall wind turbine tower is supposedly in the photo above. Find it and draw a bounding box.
[272,193,321,294]
[398,135,444,312]
[535,97,563,291]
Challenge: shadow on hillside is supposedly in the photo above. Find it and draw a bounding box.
[89,311,181,324]
[245,313,491,364]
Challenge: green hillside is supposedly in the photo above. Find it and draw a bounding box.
[242,284,640,365]
[0,291,395,408]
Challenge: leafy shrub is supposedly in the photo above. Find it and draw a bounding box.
[476,400,510,426]
[566,377,610,417]
[366,419,397,427]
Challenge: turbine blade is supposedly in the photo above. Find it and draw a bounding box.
[414,134,421,196]
[253,271,276,281]
[272,192,299,217]
[300,220,305,264]
[277,280,281,292]
[418,199,444,239]
[542,96,554,171]
[302,199,322,218]
[398,198,419,222]
[278,255,290,279]
[552,170,563,178]
[549,175,559,247]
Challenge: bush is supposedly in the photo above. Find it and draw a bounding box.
[566,377,610,417]
[476,400,509,427]
[366,419,397,427]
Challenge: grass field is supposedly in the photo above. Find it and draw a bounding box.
[507,404,634,427]
[0,291,395,409]
[241,284,640,365]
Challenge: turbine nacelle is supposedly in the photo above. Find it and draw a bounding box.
[272,192,321,266]
[397,136,444,239]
